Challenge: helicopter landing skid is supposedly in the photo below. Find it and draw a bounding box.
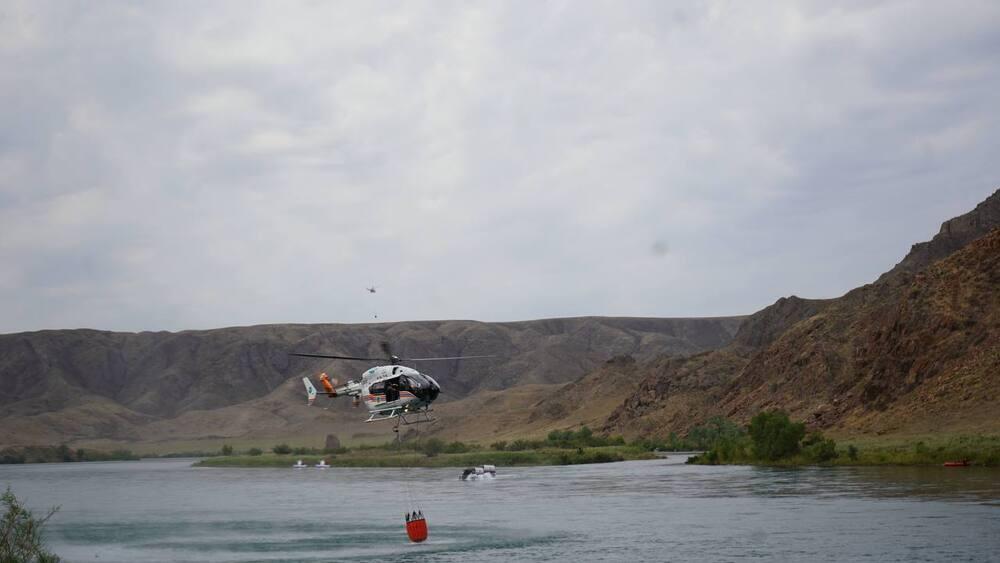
[365,408,436,429]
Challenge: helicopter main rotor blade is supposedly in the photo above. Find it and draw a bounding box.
[399,355,496,361]
[289,353,383,361]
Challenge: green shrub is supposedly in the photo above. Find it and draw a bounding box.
[272,444,292,455]
[443,441,469,454]
[748,410,805,461]
[555,450,624,465]
[686,416,745,450]
[544,427,619,449]
[802,433,839,463]
[712,435,752,462]
[247,448,263,456]
[490,441,507,451]
[1,487,60,562]
[221,445,233,456]
[847,444,859,461]
[507,439,543,451]
[420,439,444,457]
[0,451,25,464]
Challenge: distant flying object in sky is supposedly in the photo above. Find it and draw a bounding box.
[366,286,377,294]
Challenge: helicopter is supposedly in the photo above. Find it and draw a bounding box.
[366,285,377,293]
[291,342,491,428]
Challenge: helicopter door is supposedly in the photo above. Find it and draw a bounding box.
[384,378,400,402]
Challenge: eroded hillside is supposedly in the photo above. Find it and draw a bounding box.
[0,316,742,447]
[600,189,1000,439]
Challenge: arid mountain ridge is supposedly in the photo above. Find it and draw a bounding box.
[2,189,998,449]
[0,316,741,447]
[596,188,1000,438]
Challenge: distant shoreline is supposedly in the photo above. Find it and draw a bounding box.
[194,446,656,468]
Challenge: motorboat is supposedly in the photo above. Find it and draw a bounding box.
[292,459,307,468]
[460,464,497,480]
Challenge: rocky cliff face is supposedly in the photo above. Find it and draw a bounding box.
[0,316,742,446]
[880,189,1000,281]
[732,296,832,348]
[719,228,999,434]
[603,188,1000,438]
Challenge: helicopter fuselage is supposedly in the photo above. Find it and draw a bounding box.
[311,364,441,421]
[357,365,441,415]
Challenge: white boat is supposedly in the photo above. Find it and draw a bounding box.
[460,465,497,480]
[292,460,307,468]
[315,460,330,468]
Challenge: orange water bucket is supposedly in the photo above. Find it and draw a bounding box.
[406,516,428,542]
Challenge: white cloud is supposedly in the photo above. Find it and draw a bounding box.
[1,0,999,332]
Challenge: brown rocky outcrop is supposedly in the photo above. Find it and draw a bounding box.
[880,188,1000,281]
[603,188,1000,438]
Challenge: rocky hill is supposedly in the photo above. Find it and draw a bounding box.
[602,188,1000,438]
[0,316,742,447]
[4,189,997,449]
[719,227,999,435]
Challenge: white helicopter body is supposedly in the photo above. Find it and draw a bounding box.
[303,364,441,422]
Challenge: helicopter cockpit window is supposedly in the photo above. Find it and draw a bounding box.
[369,382,385,394]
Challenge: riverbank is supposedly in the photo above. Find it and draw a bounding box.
[194,445,656,468]
[688,434,1000,467]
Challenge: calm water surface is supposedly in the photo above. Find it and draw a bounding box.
[2,456,999,562]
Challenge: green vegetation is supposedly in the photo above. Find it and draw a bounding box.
[686,411,1000,467]
[749,410,806,461]
[630,417,745,452]
[195,441,653,468]
[0,445,139,464]
[1,487,60,562]
[195,446,655,467]
[802,432,838,463]
[688,410,839,465]
[834,435,1000,467]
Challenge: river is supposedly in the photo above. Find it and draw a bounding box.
[2,456,999,562]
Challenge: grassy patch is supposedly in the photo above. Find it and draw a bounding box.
[194,445,653,468]
[687,410,1000,467]
[0,445,139,464]
[829,435,1000,467]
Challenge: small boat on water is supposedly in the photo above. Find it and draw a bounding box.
[292,460,307,468]
[943,460,970,467]
[460,464,497,480]
[315,460,330,468]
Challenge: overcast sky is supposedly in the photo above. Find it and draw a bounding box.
[1,1,998,333]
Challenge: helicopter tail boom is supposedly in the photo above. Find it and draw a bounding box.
[303,373,363,406]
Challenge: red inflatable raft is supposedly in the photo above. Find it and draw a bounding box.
[943,460,970,467]
[406,514,428,542]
